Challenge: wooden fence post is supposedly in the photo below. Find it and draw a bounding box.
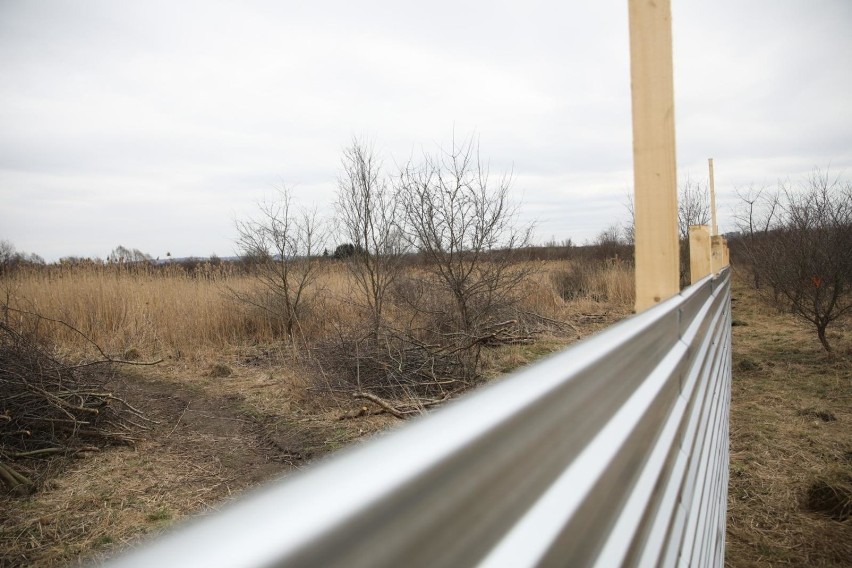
[629,0,680,312]
[689,225,711,283]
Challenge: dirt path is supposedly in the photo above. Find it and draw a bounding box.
[1,370,305,567]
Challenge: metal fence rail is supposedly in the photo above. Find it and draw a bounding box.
[105,269,732,568]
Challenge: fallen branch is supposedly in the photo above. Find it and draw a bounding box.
[354,392,406,419]
[7,446,100,459]
[0,461,32,494]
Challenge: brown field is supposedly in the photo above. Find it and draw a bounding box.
[1,259,633,360]
[0,258,633,567]
[1,259,849,567]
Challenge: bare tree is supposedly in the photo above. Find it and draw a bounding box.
[233,186,326,340]
[108,245,152,264]
[737,170,852,353]
[0,240,16,276]
[677,177,711,287]
[336,138,406,339]
[734,184,780,288]
[678,176,711,240]
[0,241,46,278]
[622,193,636,246]
[398,136,533,377]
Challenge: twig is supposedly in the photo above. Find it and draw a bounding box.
[67,357,164,370]
[166,402,190,438]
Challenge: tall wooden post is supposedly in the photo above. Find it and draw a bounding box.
[629,0,679,312]
[709,158,718,236]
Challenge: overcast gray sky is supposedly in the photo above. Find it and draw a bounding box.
[2,0,850,261]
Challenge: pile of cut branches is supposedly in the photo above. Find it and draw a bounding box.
[0,310,153,495]
[315,310,572,416]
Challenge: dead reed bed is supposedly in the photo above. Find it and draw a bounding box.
[2,262,331,359]
[1,258,634,363]
[0,256,636,567]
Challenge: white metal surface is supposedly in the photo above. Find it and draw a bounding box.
[102,269,732,568]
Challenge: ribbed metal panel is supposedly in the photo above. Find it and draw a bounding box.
[102,269,732,568]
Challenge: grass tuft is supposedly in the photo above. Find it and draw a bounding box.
[805,473,852,521]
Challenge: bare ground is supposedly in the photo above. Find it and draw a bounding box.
[0,359,397,567]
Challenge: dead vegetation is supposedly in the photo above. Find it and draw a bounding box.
[727,268,851,567]
[11,255,850,567]
[0,254,632,567]
[0,309,159,496]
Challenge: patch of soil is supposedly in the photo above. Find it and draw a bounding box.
[107,372,300,490]
[0,370,306,567]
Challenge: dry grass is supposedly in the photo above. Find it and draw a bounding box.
[1,261,359,360]
[727,267,852,567]
[10,260,846,568]
[1,258,633,360]
[547,258,635,308]
[0,257,636,567]
[0,360,401,567]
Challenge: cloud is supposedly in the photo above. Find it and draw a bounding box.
[1,0,850,259]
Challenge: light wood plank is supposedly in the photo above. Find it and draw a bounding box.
[629,0,680,311]
[689,225,711,284]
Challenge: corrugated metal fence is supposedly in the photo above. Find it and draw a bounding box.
[105,268,732,568]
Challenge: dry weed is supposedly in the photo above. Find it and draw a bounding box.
[727,268,852,567]
[1,256,637,566]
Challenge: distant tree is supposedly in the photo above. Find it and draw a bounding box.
[736,169,852,353]
[25,253,45,265]
[0,240,16,276]
[543,236,574,249]
[734,184,778,288]
[233,186,327,339]
[334,243,357,259]
[107,245,151,264]
[678,177,711,241]
[596,224,624,246]
[596,223,626,259]
[623,193,636,246]
[0,241,46,275]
